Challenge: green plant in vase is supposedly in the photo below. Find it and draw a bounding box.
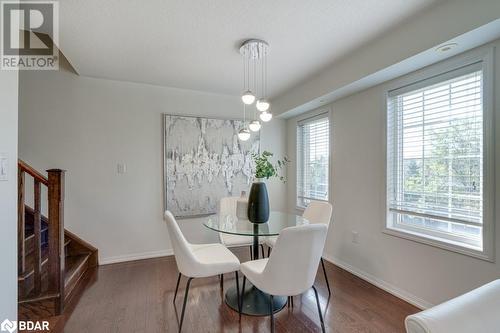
[252,151,289,182]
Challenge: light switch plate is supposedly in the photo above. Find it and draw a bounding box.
[351,230,359,244]
[0,153,8,181]
[117,163,126,174]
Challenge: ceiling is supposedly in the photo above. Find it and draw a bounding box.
[59,0,443,98]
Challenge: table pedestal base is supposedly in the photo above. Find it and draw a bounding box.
[225,282,287,316]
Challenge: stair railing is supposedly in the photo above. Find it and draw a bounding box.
[18,160,66,314]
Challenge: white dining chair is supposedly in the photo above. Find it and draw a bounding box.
[265,200,333,295]
[219,196,265,260]
[240,224,328,332]
[165,211,241,332]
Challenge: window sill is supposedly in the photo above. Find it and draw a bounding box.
[383,226,494,263]
[295,206,306,213]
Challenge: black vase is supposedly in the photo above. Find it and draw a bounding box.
[247,181,270,223]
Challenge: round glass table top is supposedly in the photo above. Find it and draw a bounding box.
[203,211,309,236]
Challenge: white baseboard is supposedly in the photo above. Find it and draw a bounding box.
[322,254,433,310]
[100,249,174,265]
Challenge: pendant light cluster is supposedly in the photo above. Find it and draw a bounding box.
[238,39,272,141]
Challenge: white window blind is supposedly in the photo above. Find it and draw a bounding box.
[297,114,329,208]
[387,63,484,251]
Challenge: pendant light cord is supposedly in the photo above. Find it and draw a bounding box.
[264,53,267,99]
[261,51,264,98]
[243,104,246,125]
[247,53,250,91]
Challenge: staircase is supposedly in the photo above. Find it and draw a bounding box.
[17,160,98,320]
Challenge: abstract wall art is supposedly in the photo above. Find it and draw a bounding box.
[164,114,260,217]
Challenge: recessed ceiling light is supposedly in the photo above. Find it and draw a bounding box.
[436,43,457,53]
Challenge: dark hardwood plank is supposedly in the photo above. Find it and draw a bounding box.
[40,248,418,333]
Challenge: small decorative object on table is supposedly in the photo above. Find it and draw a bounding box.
[248,151,289,223]
[236,191,248,220]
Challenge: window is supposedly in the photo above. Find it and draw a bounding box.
[297,113,330,208]
[387,60,493,259]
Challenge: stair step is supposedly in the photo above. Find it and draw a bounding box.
[18,245,49,299]
[21,237,71,280]
[24,222,48,238]
[24,206,49,238]
[23,206,49,253]
[19,245,49,281]
[64,253,91,302]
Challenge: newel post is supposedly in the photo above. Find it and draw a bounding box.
[47,169,65,314]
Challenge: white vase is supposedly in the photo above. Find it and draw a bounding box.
[236,195,249,220]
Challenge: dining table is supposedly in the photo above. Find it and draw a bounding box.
[203,211,310,316]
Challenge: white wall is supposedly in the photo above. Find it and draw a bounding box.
[0,70,18,320]
[19,65,286,264]
[286,41,500,308]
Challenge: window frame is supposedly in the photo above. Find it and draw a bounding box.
[384,46,495,262]
[296,110,332,210]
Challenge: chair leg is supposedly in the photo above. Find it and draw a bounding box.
[312,286,326,333]
[179,277,193,333]
[249,246,253,260]
[291,295,294,308]
[270,294,275,333]
[260,244,265,258]
[267,247,271,257]
[321,258,331,296]
[235,271,240,318]
[173,273,182,304]
[220,274,224,290]
[239,276,246,316]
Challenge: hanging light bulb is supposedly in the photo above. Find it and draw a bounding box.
[238,128,251,141]
[260,111,273,122]
[256,98,270,112]
[241,90,255,105]
[248,120,261,132]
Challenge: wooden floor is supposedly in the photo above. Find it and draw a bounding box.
[44,249,419,333]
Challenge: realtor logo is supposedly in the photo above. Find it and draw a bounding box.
[1,0,59,70]
[0,319,16,333]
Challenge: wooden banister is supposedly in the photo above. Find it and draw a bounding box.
[18,159,49,186]
[17,160,66,315]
